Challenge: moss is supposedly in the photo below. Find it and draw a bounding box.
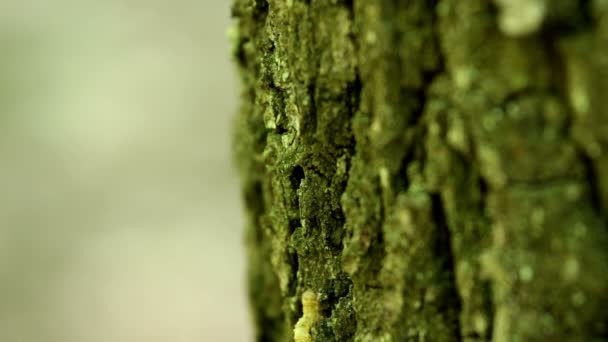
[233,0,608,340]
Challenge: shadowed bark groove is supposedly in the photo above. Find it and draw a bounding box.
[233,0,608,340]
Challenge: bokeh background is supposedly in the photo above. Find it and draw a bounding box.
[0,1,251,341]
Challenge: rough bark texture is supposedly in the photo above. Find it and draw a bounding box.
[231,1,608,341]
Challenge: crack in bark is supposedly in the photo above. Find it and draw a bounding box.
[431,193,464,341]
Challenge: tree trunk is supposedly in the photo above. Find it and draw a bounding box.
[231,1,608,341]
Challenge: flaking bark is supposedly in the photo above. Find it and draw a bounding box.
[232,1,608,341]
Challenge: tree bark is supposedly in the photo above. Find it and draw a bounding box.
[232,1,608,341]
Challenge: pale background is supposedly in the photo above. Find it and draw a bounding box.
[0,1,251,341]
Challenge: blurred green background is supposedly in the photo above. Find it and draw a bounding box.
[0,1,251,341]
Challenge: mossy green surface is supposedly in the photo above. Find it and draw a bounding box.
[232,0,608,340]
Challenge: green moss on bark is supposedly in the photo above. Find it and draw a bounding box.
[233,0,608,341]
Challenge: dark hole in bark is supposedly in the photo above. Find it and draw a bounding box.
[289,219,300,234]
[290,165,305,190]
[287,250,299,297]
[253,0,269,21]
[276,125,288,135]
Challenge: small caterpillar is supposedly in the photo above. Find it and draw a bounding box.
[293,290,319,342]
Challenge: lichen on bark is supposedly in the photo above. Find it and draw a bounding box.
[232,0,608,341]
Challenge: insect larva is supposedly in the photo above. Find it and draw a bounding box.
[293,290,319,342]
